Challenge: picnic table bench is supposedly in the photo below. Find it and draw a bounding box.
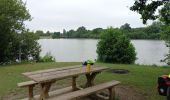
[18,65,120,100]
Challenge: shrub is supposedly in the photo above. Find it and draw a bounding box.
[38,53,55,62]
[96,27,136,64]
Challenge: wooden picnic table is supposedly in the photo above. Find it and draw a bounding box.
[22,65,108,100]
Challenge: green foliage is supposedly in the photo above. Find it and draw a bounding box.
[131,0,170,65]
[35,30,44,36]
[51,23,162,39]
[75,26,88,38]
[130,0,169,25]
[1,31,41,63]
[35,30,52,37]
[20,32,41,61]
[90,28,103,38]
[97,28,136,64]
[161,26,170,65]
[159,2,170,25]
[120,23,131,32]
[52,32,60,38]
[0,0,41,63]
[0,0,31,63]
[39,53,55,62]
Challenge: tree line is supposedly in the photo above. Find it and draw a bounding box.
[36,22,162,40]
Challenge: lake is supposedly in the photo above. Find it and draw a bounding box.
[38,39,169,65]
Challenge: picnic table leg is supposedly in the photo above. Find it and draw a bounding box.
[108,87,115,100]
[72,76,78,91]
[38,81,55,100]
[85,72,100,87]
[28,85,34,100]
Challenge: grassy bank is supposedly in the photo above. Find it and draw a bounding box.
[0,62,169,100]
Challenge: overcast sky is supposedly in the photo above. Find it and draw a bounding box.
[23,0,152,32]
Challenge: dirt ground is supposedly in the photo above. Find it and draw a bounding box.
[2,83,146,100]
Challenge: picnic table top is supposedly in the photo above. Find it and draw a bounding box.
[22,65,108,83]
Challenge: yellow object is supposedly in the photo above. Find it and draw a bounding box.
[168,74,170,78]
[86,64,91,72]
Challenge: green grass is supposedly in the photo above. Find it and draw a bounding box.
[96,63,169,100]
[0,62,169,100]
[0,62,81,99]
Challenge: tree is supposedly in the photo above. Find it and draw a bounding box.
[91,28,103,38]
[0,0,31,63]
[130,0,170,65]
[145,22,161,33]
[76,26,88,38]
[35,30,44,36]
[130,0,169,25]
[0,0,41,63]
[144,22,161,39]
[52,32,61,38]
[7,31,41,62]
[20,32,41,61]
[120,23,132,31]
[46,31,50,35]
[62,29,67,38]
[97,28,136,64]
[67,29,75,38]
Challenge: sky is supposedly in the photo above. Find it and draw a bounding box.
[23,0,152,32]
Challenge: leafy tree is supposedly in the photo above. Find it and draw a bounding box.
[20,32,41,61]
[128,30,147,39]
[91,28,103,38]
[130,0,170,64]
[146,22,162,33]
[97,28,136,64]
[159,2,170,25]
[67,29,75,38]
[62,29,67,38]
[130,0,169,24]
[120,23,132,31]
[35,30,44,36]
[52,32,61,38]
[0,0,41,63]
[0,0,31,63]
[46,31,50,36]
[76,26,88,38]
[143,22,161,39]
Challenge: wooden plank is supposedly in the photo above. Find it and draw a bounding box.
[22,65,108,83]
[47,81,120,100]
[27,67,81,78]
[22,65,81,76]
[30,66,108,83]
[20,86,73,100]
[17,81,37,87]
[26,66,97,78]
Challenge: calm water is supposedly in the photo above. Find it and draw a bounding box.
[38,39,169,65]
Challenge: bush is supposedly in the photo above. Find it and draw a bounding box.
[96,27,136,64]
[39,53,55,62]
